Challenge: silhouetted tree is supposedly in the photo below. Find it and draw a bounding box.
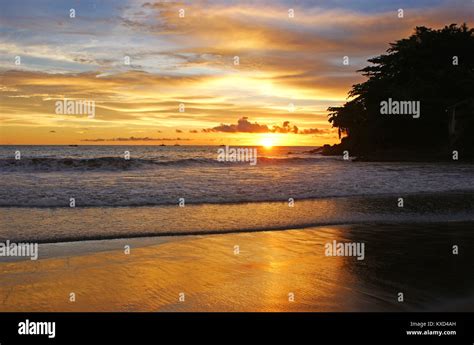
[327,24,474,158]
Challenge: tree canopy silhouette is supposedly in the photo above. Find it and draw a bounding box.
[326,24,474,160]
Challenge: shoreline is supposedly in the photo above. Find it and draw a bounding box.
[2,219,473,261]
[1,191,473,244]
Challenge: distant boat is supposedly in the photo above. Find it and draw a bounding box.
[159,144,166,146]
[68,145,78,147]
[174,144,180,146]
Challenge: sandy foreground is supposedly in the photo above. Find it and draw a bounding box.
[0,223,473,312]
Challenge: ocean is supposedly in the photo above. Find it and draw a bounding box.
[0,145,473,243]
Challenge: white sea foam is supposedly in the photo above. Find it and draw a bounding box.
[0,146,473,208]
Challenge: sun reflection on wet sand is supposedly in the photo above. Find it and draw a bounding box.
[0,228,351,311]
[1,222,472,311]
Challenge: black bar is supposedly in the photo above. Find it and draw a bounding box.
[0,312,473,345]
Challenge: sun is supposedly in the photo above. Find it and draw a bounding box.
[260,136,275,148]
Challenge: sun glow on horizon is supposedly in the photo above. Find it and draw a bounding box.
[260,136,276,148]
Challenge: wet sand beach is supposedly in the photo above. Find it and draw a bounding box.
[1,222,473,312]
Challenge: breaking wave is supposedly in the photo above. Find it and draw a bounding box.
[0,156,325,172]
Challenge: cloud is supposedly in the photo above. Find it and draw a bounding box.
[271,121,299,134]
[203,117,269,133]
[202,117,331,135]
[300,128,332,135]
[81,136,191,142]
[175,129,183,133]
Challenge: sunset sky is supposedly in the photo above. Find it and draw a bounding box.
[0,0,471,145]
